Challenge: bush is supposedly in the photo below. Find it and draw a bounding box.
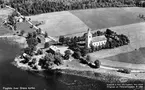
[94,60,101,68]
[80,58,88,64]
[44,42,50,48]
[86,55,91,62]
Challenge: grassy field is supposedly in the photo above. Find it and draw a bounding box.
[26,7,145,37]
[71,7,145,30]
[105,47,145,64]
[16,21,37,33]
[27,11,89,37]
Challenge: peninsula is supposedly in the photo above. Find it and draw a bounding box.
[0,3,145,84]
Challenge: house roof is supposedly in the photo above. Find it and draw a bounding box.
[57,46,69,55]
[49,45,59,52]
[92,35,106,42]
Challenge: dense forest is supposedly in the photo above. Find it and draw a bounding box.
[0,0,144,16]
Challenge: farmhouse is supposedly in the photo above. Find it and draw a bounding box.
[85,29,107,48]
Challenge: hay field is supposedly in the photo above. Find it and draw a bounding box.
[105,47,145,64]
[26,7,145,37]
[16,21,37,33]
[71,7,145,30]
[27,11,89,36]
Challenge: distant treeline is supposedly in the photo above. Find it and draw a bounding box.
[0,0,143,16]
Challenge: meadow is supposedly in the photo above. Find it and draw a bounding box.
[70,7,145,30]
[27,7,145,37]
[105,47,145,64]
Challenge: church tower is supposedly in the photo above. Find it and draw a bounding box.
[85,28,92,48]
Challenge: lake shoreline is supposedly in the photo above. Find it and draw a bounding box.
[13,55,145,83]
[0,34,27,48]
[1,34,145,83]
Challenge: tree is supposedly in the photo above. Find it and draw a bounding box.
[44,31,48,37]
[97,30,103,36]
[36,28,41,34]
[44,42,50,48]
[105,28,114,36]
[24,47,35,56]
[26,32,33,39]
[81,48,89,56]
[72,51,81,59]
[54,54,63,65]
[64,37,71,45]
[94,60,101,68]
[86,55,91,62]
[7,15,17,30]
[59,36,65,43]
[7,15,16,25]
[90,45,95,52]
[64,50,71,55]
[44,53,55,62]
[64,50,72,60]
[32,31,37,38]
[20,30,25,36]
[27,37,38,47]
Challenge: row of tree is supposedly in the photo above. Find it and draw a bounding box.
[0,0,138,16]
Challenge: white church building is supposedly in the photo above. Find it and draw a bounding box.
[85,29,107,48]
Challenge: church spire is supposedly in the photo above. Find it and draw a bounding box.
[85,28,92,48]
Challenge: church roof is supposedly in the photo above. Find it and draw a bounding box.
[92,35,106,42]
